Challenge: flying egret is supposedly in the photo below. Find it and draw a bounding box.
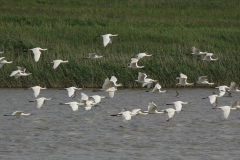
[121,109,145,123]
[163,108,178,122]
[89,95,105,104]
[79,92,89,105]
[230,101,240,110]
[135,72,158,89]
[166,101,188,113]
[146,83,166,93]
[59,102,84,111]
[82,53,103,60]
[213,106,231,120]
[93,78,118,98]
[99,34,118,47]
[10,66,32,79]
[50,60,68,69]
[126,58,144,69]
[28,86,47,97]
[191,46,207,55]
[84,100,95,110]
[4,111,31,116]
[134,53,152,60]
[29,97,52,109]
[144,102,164,114]
[0,57,12,68]
[215,85,229,97]
[29,47,48,62]
[195,76,214,85]
[176,73,194,86]
[203,94,218,107]
[64,87,82,98]
[228,82,240,92]
[202,53,218,61]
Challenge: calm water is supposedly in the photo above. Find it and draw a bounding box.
[0,88,240,160]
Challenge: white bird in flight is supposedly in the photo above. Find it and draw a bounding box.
[203,94,218,108]
[176,73,194,86]
[135,72,157,89]
[230,101,240,110]
[126,58,144,69]
[195,76,214,85]
[64,87,82,98]
[146,83,166,93]
[89,95,105,104]
[121,109,145,123]
[166,101,188,113]
[28,86,47,97]
[0,57,12,68]
[134,53,152,60]
[163,108,178,122]
[93,77,118,98]
[202,53,218,61]
[29,47,48,62]
[191,46,207,55]
[215,85,229,97]
[213,106,231,120]
[50,60,68,69]
[144,102,164,114]
[99,34,118,47]
[60,102,84,111]
[82,53,103,60]
[4,111,32,116]
[228,82,240,92]
[10,66,32,79]
[29,97,52,109]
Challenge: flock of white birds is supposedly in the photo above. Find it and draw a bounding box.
[2,34,240,123]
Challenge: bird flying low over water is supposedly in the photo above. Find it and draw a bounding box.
[176,73,194,86]
[203,94,218,108]
[59,102,84,111]
[29,97,52,109]
[28,86,47,98]
[50,60,68,69]
[10,66,32,79]
[99,34,118,47]
[215,85,229,97]
[82,53,103,60]
[63,87,82,98]
[0,57,12,68]
[144,102,164,114]
[230,101,240,110]
[29,47,47,62]
[202,53,218,61]
[213,106,231,120]
[228,82,240,92]
[162,108,178,122]
[135,72,157,89]
[4,111,32,116]
[195,76,214,85]
[146,83,166,93]
[191,46,207,55]
[166,101,188,113]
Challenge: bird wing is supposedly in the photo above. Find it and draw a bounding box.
[32,49,41,62]
[10,70,21,77]
[137,72,146,81]
[0,63,4,68]
[231,101,239,108]
[198,76,207,83]
[90,95,101,104]
[80,92,89,102]
[12,111,24,115]
[102,78,111,90]
[180,73,187,79]
[89,53,96,58]
[148,102,157,113]
[122,111,131,122]
[66,87,75,97]
[131,109,141,116]
[137,53,146,59]
[36,98,44,108]
[32,86,41,97]
[53,60,62,69]
[229,82,238,91]
[174,102,182,111]
[109,91,115,98]
[69,102,79,111]
[209,95,217,107]
[17,66,26,72]
[103,35,110,47]
[219,106,231,119]
[110,76,118,86]
[165,108,175,121]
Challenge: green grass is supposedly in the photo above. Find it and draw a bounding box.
[0,0,240,88]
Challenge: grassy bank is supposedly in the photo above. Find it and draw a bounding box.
[0,0,240,88]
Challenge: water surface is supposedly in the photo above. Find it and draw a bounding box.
[0,88,240,159]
